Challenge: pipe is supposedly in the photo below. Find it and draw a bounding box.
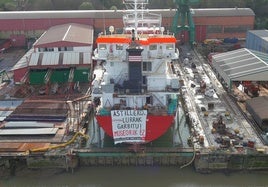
[180,147,196,169]
[25,132,89,154]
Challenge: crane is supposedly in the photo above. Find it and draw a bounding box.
[172,0,199,46]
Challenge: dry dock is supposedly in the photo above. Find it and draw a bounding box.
[0,47,268,177]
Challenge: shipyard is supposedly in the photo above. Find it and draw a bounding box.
[0,0,268,178]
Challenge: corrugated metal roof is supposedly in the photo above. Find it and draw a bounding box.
[0,100,23,109]
[251,49,268,64]
[28,52,39,66]
[4,121,55,128]
[63,52,79,65]
[0,111,13,122]
[11,48,34,71]
[246,96,268,121]
[42,53,60,66]
[248,30,268,38]
[0,100,23,121]
[0,8,254,20]
[192,8,254,17]
[213,48,268,80]
[0,128,58,135]
[34,23,93,47]
[29,52,91,67]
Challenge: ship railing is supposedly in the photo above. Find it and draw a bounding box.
[97,105,174,116]
[114,87,147,95]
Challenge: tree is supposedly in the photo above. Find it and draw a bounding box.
[79,2,94,10]
[4,2,16,10]
[110,5,117,11]
[100,0,123,9]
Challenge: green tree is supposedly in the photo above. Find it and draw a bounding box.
[4,2,16,10]
[100,0,123,9]
[79,1,94,10]
[110,5,117,11]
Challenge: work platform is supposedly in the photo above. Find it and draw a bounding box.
[175,45,267,152]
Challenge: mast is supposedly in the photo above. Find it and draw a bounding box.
[124,0,162,35]
[134,0,138,39]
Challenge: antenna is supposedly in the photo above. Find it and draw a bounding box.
[102,1,106,35]
[161,27,165,35]
[134,0,138,39]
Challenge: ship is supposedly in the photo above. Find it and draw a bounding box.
[91,0,180,146]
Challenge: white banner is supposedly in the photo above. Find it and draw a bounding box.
[111,110,147,144]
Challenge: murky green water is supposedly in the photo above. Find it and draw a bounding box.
[1,166,267,187]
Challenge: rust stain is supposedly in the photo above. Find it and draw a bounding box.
[0,142,50,152]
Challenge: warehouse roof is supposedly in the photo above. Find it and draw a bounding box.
[212,48,268,81]
[192,8,254,17]
[28,52,91,67]
[11,48,34,71]
[246,96,268,123]
[0,8,254,20]
[0,128,58,135]
[247,30,268,38]
[34,23,93,47]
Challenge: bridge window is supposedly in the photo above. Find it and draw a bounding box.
[166,44,174,50]
[99,44,107,50]
[143,61,152,71]
[149,44,157,50]
[116,44,123,50]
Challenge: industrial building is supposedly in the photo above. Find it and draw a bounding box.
[0,8,254,46]
[246,96,268,131]
[211,48,268,91]
[11,23,93,84]
[246,30,268,53]
[0,23,93,149]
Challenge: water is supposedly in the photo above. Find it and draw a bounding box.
[1,166,268,187]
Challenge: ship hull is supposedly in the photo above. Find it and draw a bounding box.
[96,114,175,143]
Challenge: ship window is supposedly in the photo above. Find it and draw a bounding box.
[143,61,152,71]
[66,47,73,51]
[116,44,123,50]
[99,44,107,50]
[149,44,157,50]
[166,44,174,50]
